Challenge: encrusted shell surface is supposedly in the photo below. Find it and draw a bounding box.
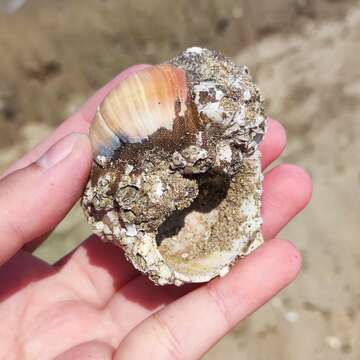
[82,47,267,286]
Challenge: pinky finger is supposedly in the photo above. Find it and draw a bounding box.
[113,239,301,360]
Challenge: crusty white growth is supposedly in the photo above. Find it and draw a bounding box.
[186,47,204,55]
[82,47,267,285]
[121,151,263,285]
[193,81,225,124]
[83,151,264,286]
[215,142,233,165]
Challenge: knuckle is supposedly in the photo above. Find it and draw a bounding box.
[153,313,185,360]
[205,286,232,330]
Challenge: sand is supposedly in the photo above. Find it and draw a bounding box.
[0,0,359,358]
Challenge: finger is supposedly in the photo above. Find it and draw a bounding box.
[114,239,301,360]
[54,341,114,360]
[261,164,313,240]
[104,275,196,339]
[55,235,140,306]
[1,65,150,178]
[0,250,54,301]
[0,133,92,265]
[259,118,286,170]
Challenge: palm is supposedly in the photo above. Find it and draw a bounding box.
[1,239,199,359]
[0,66,312,359]
[1,249,107,359]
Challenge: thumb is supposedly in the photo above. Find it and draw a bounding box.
[0,133,92,265]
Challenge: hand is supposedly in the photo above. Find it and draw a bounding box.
[0,66,312,360]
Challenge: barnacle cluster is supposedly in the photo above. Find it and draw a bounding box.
[82,48,267,285]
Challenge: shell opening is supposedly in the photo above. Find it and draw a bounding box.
[155,173,234,279]
[153,156,262,283]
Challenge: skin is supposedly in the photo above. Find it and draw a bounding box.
[0,65,312,360]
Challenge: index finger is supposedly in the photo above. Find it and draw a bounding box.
[1,65,150,178]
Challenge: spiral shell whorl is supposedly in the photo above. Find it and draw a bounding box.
[90,64,188,160]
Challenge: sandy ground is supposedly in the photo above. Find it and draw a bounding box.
[1,1,360,359]
[207,6,360,360]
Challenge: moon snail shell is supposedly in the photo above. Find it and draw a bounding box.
[90,64,189,161]
[82,47,267,286]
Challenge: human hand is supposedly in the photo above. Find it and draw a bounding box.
[0,66,312,360]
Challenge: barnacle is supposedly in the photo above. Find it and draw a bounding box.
[82,47,267,285]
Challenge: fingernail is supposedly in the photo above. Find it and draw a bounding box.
[37,133,85,169]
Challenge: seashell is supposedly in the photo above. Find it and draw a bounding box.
[90,64,188,159]
[82,47,267,286]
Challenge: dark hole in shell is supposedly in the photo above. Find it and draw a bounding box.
[156,172,230,247]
